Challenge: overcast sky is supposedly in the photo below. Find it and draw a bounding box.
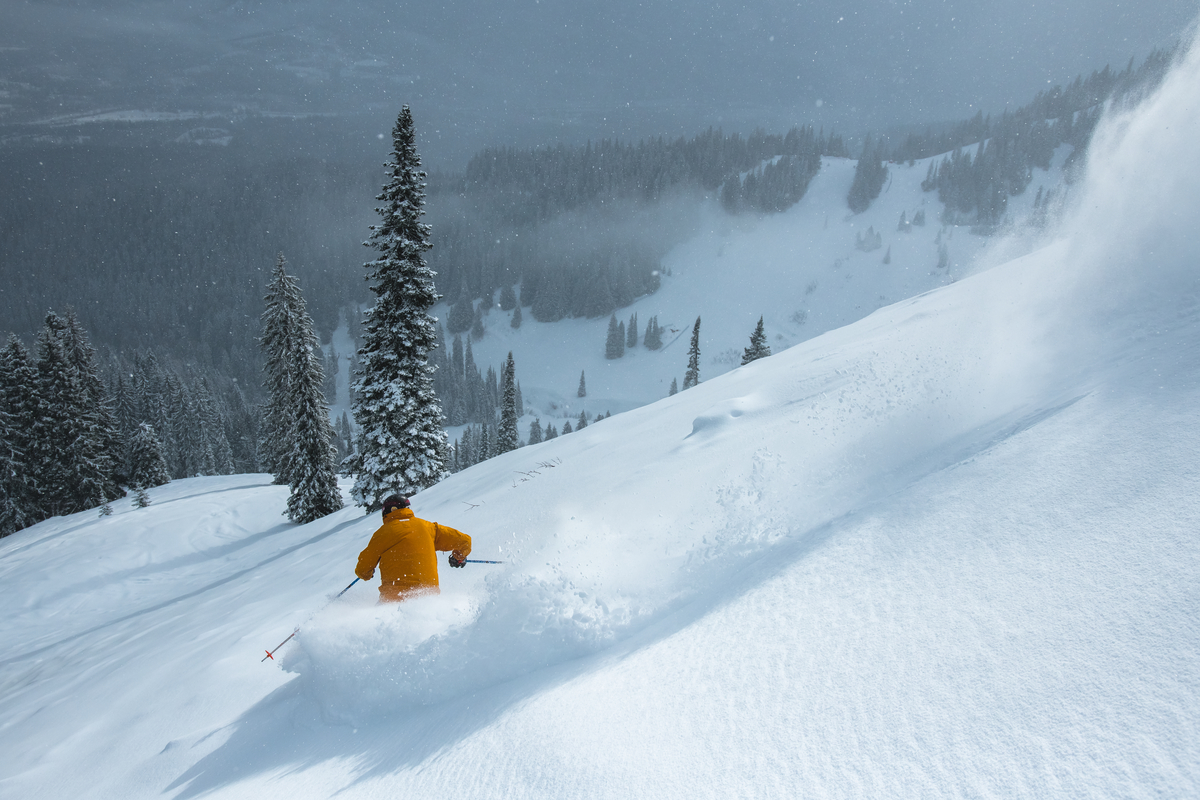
[1,0,1196,165]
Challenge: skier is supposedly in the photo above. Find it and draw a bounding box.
[354,494,472,602]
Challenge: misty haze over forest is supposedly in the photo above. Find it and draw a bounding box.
[0,0,1195,492]
[2,0,1195,163]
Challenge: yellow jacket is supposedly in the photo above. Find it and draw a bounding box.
[355,507,471,602]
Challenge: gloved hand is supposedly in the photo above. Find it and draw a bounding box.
[448,553,466,568]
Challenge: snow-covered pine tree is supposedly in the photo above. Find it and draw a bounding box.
[627,313,638,348]
[511,303,522,329]
[643,316,663,350]
[451,335,465,380]
[34,313,108,517]
[740,316,772,365]
[323,349,339,405]
[458,427,474,469]
[128,422,171,490]
[605,315,625,359]
[259,254,303,484]
[578,370,587,398]
[283,278,343,524]
[448,295,474,335]
[577,410,588,430]
[112,374,140,482]
[562,420,573,434]
[669,377,678,396]
[478,424,491,461]
[528,418,543,445]
[484,365,499,413]
[169,381,198,478]
[471,305,485,339]
[60,309,121,501]
[135,352,169,448]
[347,106,449,509]
[195,379,234,476]
[335,412,354,462]
[682,316,701,389]
[847,135,888,213]
[545,423,558,440]
[0,336,42,535]
[499,284,518,311]
[497,352,520,454]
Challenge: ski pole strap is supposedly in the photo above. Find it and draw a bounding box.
[464,559,504,564]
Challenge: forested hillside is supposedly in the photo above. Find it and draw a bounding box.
[0,46,1180,521]
[0,48,1174,385]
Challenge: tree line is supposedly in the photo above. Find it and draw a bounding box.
[908,48,1177,225]
[1,309,259,535]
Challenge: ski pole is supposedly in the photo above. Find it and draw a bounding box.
[261,578,360,662]
[262,628,298,662]
[465,559,505,564]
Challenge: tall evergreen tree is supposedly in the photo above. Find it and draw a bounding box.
[627,313,638,348]
[111,374,140,481]
[511,303,523,329]
[168,380,197,478]
[260,253,303,484]
[528,418,543,445]
[323,350,340,405]
[478,423,491,461]
[448,295,474,334]
[347,106,448,509]
[471,305,486,339]
[34,313,108,516]
[60,310,121,501]
[605,314,625,359]
[499,284,518,311]
[497,351,520,454]
[577,370,587,398]
[128,423,171,490]
[283,282,343,523]
[669,377,678,396]
[643,316,663,350]
[741,316,772,365]
[195,379,234,476]
[0,336,42,535]
[847,135,889,213]
[683,316,702,389]
[335,411,354,462]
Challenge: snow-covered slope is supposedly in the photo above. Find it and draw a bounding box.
[3,33,1200,800]
[433,142,1072,432]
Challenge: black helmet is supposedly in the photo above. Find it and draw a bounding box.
[381,494,410,515]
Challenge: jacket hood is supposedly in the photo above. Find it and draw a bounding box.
[383,507,414,523]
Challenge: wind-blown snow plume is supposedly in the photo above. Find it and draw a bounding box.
[1064,23,1200,321]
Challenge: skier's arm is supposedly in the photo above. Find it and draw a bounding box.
[434,524,472,561]
[355,529,389,581]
